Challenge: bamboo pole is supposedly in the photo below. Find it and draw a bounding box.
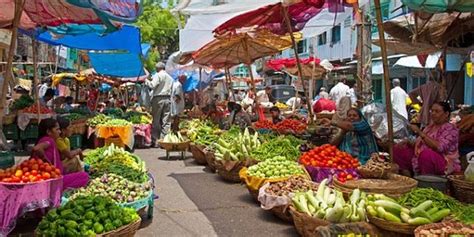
[225,67,236,101]
[0,0,24,126]
[241,37,259,113]
[75,52,81,102]
[374,0,394,159]
[282,6,313,123]
[32,38,42,122]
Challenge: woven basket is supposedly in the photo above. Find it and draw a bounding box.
[271,205,293,223]
[414,221,474,237]
[247,186,260,203]
[333,173,417,198]
[368,215,418,235]
[190,143,207,165]
[205,150,217,173]
[289,206,330,237]
[99,218,141,237]
[448,175,474,203]
[216,165,243,183]
[357,167,390,179]
[158,140,190,152]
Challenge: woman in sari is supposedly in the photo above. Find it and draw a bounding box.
[393,102,460,176]
[322,108,378,165]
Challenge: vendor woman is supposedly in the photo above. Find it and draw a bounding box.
[322,108,378,165]
[32,118,89,190]
[393,102,460,176]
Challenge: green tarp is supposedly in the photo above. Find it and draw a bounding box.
[402,0,474,13]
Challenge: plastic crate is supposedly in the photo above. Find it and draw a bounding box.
[20,124,39,140]
[0,151,14,169]
[3,124,19,140]
[69,134,83,149]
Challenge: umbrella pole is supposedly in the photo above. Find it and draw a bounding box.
[32,38,42,122]
[241,38,259,113]
[374,0,394,159]
[283,6,313,123]
[225,67,236,101]
[0,0,24,126]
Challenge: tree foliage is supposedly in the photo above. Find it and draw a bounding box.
[135,0,182,71]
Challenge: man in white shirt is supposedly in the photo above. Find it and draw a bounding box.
[170,75,185,131]
[145,62,173,145]
[390,78,409,120]
[347,81,357,106]
[286,96,302,110]
[329,77,350,106]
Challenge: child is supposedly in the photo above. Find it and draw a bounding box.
[32,118,89,190]
[56,118,84,174]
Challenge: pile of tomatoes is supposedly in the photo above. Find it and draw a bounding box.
[299,144,360,169]
[0,158,61,183]
[274,119,307,134]
[336,171,356,183]
[254,120,274,129]
[22,105,52,114]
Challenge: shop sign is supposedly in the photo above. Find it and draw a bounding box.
[0,29,12,48]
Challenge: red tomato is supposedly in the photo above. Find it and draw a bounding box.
[44,165,52,172]
[31,170,38,176]
[347,174,353,180]
[42,172,51,179]
[11,176,21,183]
[22,176,30,182]
[54,168,61,175]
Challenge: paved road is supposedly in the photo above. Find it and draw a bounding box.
[10,148,297,237]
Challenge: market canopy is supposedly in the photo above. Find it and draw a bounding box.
[401,0,474,13]
[88,52,146,78]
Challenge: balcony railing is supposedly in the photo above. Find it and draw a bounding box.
[315,39,355,61]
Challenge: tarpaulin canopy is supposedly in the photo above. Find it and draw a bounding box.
[214,0,332,36]
[193,30,301,68]
[266,57,327,79]
[88,52,145,78]
[401,0,474,13]
[266,57,322,71]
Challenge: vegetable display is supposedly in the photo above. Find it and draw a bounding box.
[275,102,288,110]
[455,205,474,225]
[68,173,151,204]
[11,94,34,110]
[22,104,52,114]
[300,144,360,170]
[104,108,124,118]
[36,196,139,236]
[0,158,61,183]
[214,128,261,161]
[357,153,392,178]
[265,176,318,196]
[398,188,464,215]
[273,119,307,134]
[163,132,186,143]
[367,194,451,225]
[254,120,274,130]
[417,222,474,237]
[292,179,367,223]
[247,156,305,179]
[86,114,111,127]
[98,118,132,127]
[251,135,303,161]
[63,113,87,122]
[185,119,220,146]
[125,111,152,124]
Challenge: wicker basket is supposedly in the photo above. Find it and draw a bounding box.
[190,143,207,165]
[448,175,474,203]
[99,218,141,237]
[289,206,330,237]
[216,165,243,183]
[414,221,474,237]
[368,215,419,235]
[205,150,217,173]
[158,140,190,151]
[271,205,293,223]
[247,186,260,203]
[357,167,390,179]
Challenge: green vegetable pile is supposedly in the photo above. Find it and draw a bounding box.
[247,156,305,179]
[251,135,303,161]
[10,94,34,110]
[163,132,186,143]
[98,118,132,127]
[214,128,261,161]
[68,173,151,204]
[86,114,111,127]
[184,119,221,146]
[367,193,452,225]
[36,196,139,236]
[63,113,86,122]
[104,108,124,118]
[398,188,464,214]
[292,179,367,223]
[125,111,152,124]
[455,204,474,225]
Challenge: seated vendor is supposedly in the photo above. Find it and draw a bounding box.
[270,106,285,124]
[393,102,461,176]
[56,118,84,174]
[40,88,55,109]
[63,96,74,112]
[321,108,378,165]
[226,102,252,130]
[32,118,89,190]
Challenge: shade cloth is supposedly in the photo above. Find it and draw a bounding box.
[52,72,88,86]
[88,52,145,77]
[394,51,442,69]
[0,178,63,237]
[266,57,322,71]
[96,125,134,149]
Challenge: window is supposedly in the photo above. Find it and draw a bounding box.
[331,25,341,44]
[344,16,351,28]
[297,39,307,54]
[318,32,327,46]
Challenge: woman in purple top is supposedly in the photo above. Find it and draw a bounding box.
[393,102,461,176]
[32,118,89,191]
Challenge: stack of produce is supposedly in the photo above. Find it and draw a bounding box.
[357,153,392,179]
[398,188,464,216]
[367,193,451,225]
[86,114,111,127]
[104,108,124,118]
[247,156,305,179]
[251,135,303,161]
[275,102,288,110]
[254,120,274,130]
[84,144,147,183]
[0,158,61,183]
[22,104,52,114]
[292,179,367,223]
[98,118,132,127]
[273,119,307,134]
[265,176,318,197]
[416,222,474,237]
[63,113,87,122]
[215,128,260,161]
[125,111,152,125]
[67,173,152,204]
[185,119,220,146]
[163,132,187,143]
[10,94,34,111]
[300,144,360,182]
[36,196,140,236]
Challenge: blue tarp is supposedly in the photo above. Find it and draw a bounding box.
[88,52,145,77]
[32,25,141,54]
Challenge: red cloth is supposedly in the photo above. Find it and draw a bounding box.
[266,57,321,71]
[313,98,336,113]
[393,144,447,175]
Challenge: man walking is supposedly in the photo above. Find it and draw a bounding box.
[146,62,173,146]
[329,77,350,106]
[390,78,409,120]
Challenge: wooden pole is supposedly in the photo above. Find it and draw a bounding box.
[241,37,259,113]
[0,0,24,126]
[75,52,81,102]
[225,67,236,101]
[32,38,42,122]
[282,6,313,123]
[374,0,394,159]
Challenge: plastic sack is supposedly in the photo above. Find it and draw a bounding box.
[313,98,336,114]
[361,103,410,142]
[257,182,292,210]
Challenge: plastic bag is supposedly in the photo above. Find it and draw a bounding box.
[257,182,292,210]
[465,152,474,182]
[361,103,410,142]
